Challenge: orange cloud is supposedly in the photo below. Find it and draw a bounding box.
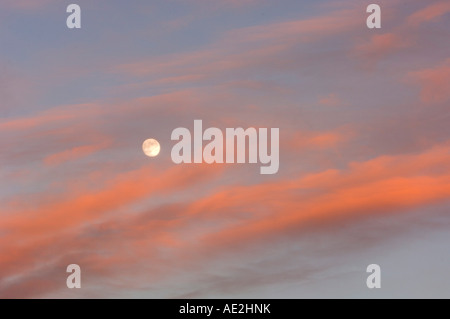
[0,103,99,133]
[43,142,110,166]
[408,58,450,104]
[2,0,450,298]
[195,143,450,247]
[2,164,223,237]
[0,164,224,291]
[284,129,351,151]
[2,141,450,297]
[352,1,450,68]
[354,33,409,65]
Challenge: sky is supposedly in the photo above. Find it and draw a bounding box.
[0,0,449,298]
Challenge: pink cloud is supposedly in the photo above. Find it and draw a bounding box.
[43,142,110,166]
[407,1,450,27]
[196,142,450,248]
[114,8,360,85]
[0,103,99,133]
[408,58,450,104]
[2,139,450,297]
[318,93,342,107]
[354,33,410,66]
[283,128,352,151]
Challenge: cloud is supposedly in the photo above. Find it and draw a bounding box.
[318,93,342,107]
[1,0,450,298]
[192,0,264,8]
[0,164,224,297]
[283,128,352,151]
[408,58,450,104]
[2,131,450,297]
[354,33,410,66]
[2,164,223,236]
[195,142,450,249]
[113,7,360,88]
[352,1,450,68]
[43,142,110,166]
[407,1,450,27]
[0,103,98,133]
[222,9,358,44]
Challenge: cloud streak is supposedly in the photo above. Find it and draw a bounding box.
[1,0,449,298]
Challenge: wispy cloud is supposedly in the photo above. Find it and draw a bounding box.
[1,0,449,298]
[408,58,450,104]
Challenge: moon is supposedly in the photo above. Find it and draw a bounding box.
[142,138,161,157]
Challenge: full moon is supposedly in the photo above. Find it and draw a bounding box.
[142,138,161,157]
